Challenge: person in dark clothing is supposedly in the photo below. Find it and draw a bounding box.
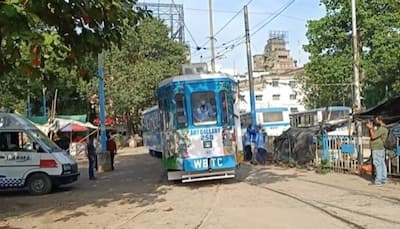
[87,135,96,180]
[243,125,252,161]
[106,134,117,170]
[255,125,267,165]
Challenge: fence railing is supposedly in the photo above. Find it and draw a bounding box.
[316,135,400,176]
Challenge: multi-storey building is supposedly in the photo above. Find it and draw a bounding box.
[253,31,297,74]
[238,31,305,114]
[238,68,305,114]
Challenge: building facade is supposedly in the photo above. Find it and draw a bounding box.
[253,31,297,74]
[238,68,305,114]
[238,31,305,114]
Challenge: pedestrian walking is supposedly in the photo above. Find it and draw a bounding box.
[87,135,97,180]
[106,134,117,170]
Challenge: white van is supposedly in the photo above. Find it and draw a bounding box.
[0,113,80,195]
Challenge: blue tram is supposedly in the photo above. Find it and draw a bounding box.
[142,74,242,182]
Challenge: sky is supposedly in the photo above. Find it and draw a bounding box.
[139,0,326,74]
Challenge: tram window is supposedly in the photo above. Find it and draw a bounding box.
[191,91,217,125]
[220,91,228,124]
[159,99,166,131]
[263,112,283,122]
[175,93,187,128]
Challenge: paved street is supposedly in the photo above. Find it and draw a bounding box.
[1,147,400,229]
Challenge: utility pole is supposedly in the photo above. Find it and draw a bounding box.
[352,0,361,111]
[208,0,216,73]
[98,52,107,151]
[351,0,363,167]
[244,5,256,128]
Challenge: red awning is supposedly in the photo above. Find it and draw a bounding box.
[60,123,88,132]
[92,117,114,126]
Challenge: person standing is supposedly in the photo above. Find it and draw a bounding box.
[366,116,388,185]
[255,125,267,165]
[106,134,117,170]
[87,135,96,180]
[243,125,252,161]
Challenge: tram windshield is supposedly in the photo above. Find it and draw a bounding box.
[191,91,217,126]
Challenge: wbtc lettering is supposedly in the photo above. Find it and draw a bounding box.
[193,158,223,169]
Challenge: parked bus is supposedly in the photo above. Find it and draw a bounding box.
[290,106,351,128]
[240,107,290,137]
[142,74,241,182]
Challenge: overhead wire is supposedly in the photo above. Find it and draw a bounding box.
[170,0,200,48]
[194,0,254,52]
[200,0,296,63]
[185,7,305,21]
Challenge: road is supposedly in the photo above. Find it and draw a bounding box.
[1,147,400,229]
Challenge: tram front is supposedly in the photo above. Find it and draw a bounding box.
[158,75,240,182]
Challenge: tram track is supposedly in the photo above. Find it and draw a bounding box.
[296,178,400,204]
[250,183,367,229]
[245,169,400,229]
[194,182,222,229]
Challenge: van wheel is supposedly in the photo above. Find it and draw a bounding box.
[27,173,52,195]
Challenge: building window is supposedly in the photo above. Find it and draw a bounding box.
[239,95,245,102]
[289,81,296,88]
[290,107,298,113]
[255,95,263,101]
[272,79,279,87]
[272,94,280,100]
[290,94,297,100]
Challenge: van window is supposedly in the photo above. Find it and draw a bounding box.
[28,130,60,152]
[0,132,36,152]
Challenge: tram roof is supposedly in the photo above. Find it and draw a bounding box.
[158,74,236,88]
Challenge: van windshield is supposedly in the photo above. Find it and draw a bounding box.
[28,130,61,152]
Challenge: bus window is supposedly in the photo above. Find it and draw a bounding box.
[263,112,283,122]
[175,93,187,128]
[191,91,217,125]
[220,90,228,124]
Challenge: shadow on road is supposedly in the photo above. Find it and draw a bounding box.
[0,152,169,220]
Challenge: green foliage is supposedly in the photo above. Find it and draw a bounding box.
[0,0,149,115]
[302,0,400,108]
[315,160,332,174]
[0,0,148,78]
[78,18,188,133]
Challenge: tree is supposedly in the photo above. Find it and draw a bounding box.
[0,52,97,115]
[0,0,148,79]
[302,0,400,108]
[78,18,188,134]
